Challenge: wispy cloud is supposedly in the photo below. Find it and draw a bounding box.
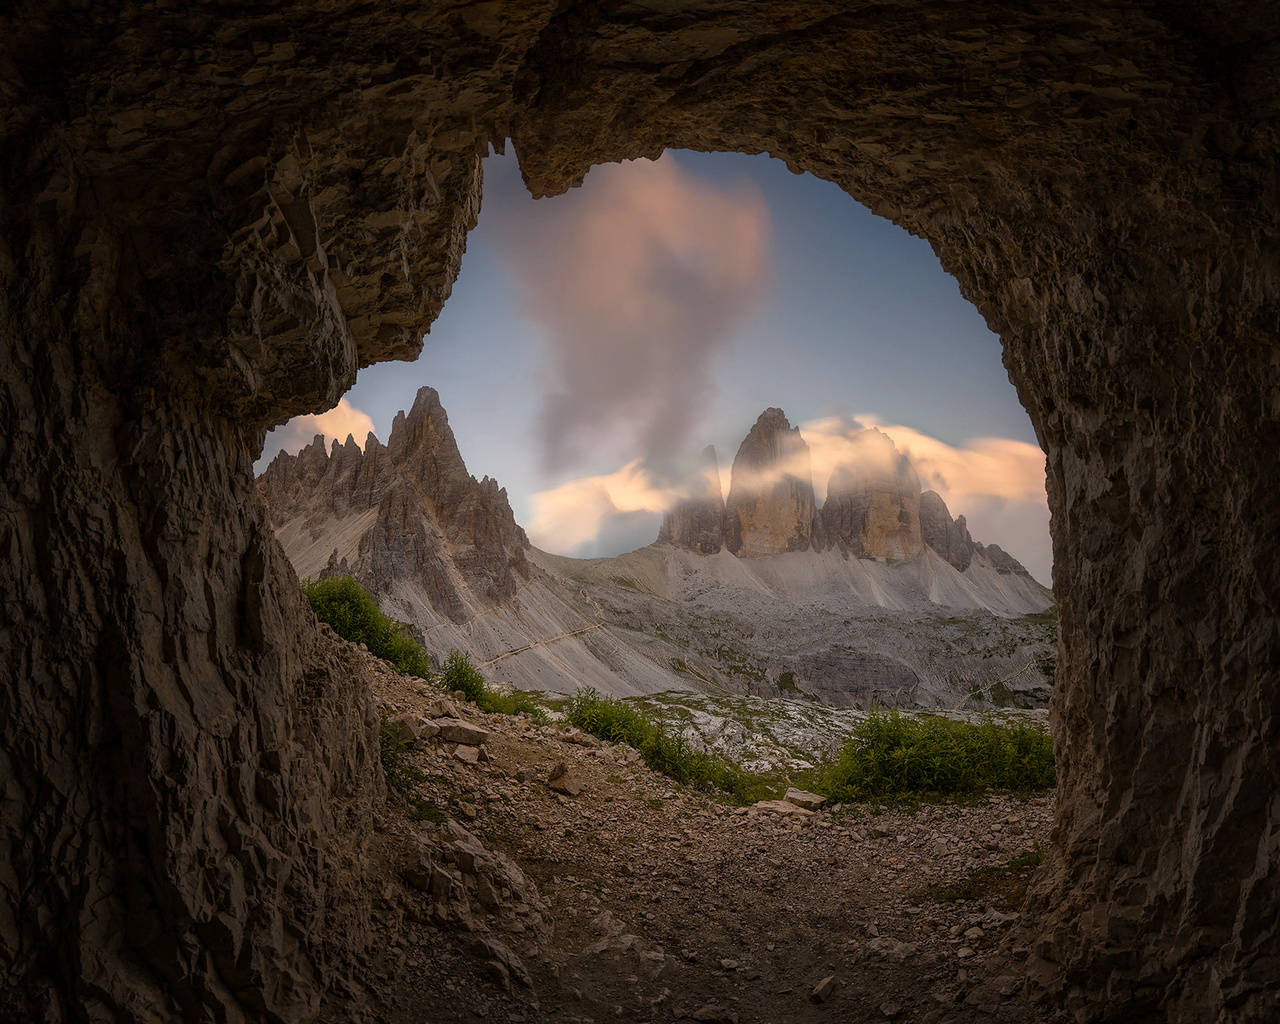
[493,152,772,475]
[801,414,1050,583]
[257,398,377,468]
[529,413,1051,583]
[526,460,681,557]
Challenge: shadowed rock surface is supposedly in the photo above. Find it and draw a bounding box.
[920,490,978,573]
[659,444,727,554]
[2,2,1278,1021]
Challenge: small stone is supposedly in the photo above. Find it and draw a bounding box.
[719,958,739,970]
[964,926,984,941]
[457,801,478,819]
[957,947,974,959]
[880,1001,902,1019]
[810,976,837,1004]
[453,745,481,765]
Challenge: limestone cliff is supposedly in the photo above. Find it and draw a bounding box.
[259,387,529,622]
[919,489,977,572]
[723,409,823,557]
[821,428,924,563]
[658,445,726,554]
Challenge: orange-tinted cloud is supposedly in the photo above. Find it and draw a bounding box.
[258,398,377,466]
[530,415,1051,583]
[496,153,772,474]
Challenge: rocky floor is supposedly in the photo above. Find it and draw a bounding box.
[333,652,1062,1024]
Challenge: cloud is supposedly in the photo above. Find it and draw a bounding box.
[529,414,1051,584]
[800,414,1052,584]
[526,460,681,557]
[494,152,772,475]
[257,398,377,469]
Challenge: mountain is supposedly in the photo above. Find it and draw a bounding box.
[657,445,726,554]
[722,408,822,556]
[258,387,530,623]
[259,393,1054,708]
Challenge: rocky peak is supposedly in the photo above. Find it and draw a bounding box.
[821,428,923,562]
[659,445,726,553]
[918,490,976,572]
[723,409,822,557]
[258,386,529,621]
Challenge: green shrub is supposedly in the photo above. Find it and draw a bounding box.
[816,710,1055,802]
[438,650,548,721]
[440,649,487,702]
[379,714,425,795]
[565,687,753,800]
[302,576,433,679]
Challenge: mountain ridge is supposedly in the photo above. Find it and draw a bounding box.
[259,387,1053,705]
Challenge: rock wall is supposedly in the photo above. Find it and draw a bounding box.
[3,2,1278,1021]
[919,490,977,573]
[658,445,726,554]
[723,408,823,557]
[821,428,924,563]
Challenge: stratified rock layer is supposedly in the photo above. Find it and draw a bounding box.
[259,387,529,622]
[2,3,1278,1022]
[658,445,726,554]
[724,409,822,557]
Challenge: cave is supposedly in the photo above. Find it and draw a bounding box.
[2,2,1277,1021]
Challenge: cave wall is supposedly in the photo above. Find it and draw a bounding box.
[1,1,1277,1021]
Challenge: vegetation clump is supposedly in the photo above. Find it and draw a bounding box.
[440,650,548,721]
[566,687,754,800]
[301,575,432,678]
[379,714,426,794]
[816,710,1055,802]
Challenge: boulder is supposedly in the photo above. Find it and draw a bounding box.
[783,788,826,811]
[547,761,584,796]
[435,717,490,745]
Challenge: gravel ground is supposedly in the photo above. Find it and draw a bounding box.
[336,656,1062,1024]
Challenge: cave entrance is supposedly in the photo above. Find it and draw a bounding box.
[5,5,1277,1023]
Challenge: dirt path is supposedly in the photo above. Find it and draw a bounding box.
[336,656,1061,1024]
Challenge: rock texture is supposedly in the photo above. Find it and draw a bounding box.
[723,409,823,557]
[658,445,726,554]
[919,490,978,573]
[259,387,529,623]
[821,428,924,563]
[3,3,1279,1021]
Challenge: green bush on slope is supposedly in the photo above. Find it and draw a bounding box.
[566,687,753,800]
[301,575,434,679]
[816,710,1055,801]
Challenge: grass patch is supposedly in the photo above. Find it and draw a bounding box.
[379,715,426,795]
[303,576,433,678]
[440,650,549,722]
[566,687,758,801]
[914,845,1045,910]
[815,711,1055,802]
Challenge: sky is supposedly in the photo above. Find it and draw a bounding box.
[260,147,1052,585]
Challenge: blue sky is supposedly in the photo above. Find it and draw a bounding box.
[261,147,1051,584]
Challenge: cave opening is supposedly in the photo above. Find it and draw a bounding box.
[2,4,1277,1023]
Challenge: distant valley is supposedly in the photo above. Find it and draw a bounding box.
[258,387,1055,709]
